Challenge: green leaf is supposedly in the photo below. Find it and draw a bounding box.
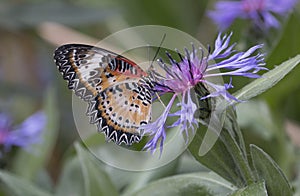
[55,157,85,196]
[236,100,294,174]
[230,181,267,196]
[12,87,59,182]
[188,123,253,187]
[233,54,300,102]
[189,103,254,187]
[74,143,118,196]
[131,172,234,196]
[176,153,208,174]
[0,170,52,196]
[250,145,293,196]
[121,159,178,196]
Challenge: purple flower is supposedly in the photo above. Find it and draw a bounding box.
[208,0,297,30]
[169,91,198,139]
[142,33,266,153]
[141,94,176,154]
[0,111,46,153]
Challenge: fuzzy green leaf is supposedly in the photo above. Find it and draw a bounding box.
[131,172,234,196]
[55,157,85,196]
[188,123,254,187]
[189,102,254,187]
[230,181,267,196]
[0,170,51,196]
[121,159,178,196]
[250,145,293,196]
[233,54,300,102]
[74,143,118,196]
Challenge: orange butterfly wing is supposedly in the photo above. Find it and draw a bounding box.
[54,44,152,145]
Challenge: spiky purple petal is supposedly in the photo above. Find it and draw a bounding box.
[169,90,198,139]
[208,0,297,30]
[141,94,177,154]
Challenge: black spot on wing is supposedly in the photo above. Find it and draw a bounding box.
[86,95,141,145]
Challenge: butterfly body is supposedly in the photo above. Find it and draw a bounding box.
[54,44,152,145]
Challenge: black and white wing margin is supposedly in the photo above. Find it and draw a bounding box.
[54,44,118,101]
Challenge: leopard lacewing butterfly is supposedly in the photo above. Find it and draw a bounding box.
[54,44,153,145]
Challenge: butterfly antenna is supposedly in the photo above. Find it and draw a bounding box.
[149,33,166,70]
[156,92,166,108]
[147,33,167,108]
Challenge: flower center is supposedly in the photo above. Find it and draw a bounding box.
[242,0,265,13]
[166,66,203,93]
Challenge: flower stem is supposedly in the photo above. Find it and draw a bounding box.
[220,128,255,185]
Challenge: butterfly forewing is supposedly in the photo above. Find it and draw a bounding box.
[54,44,152,145]
[54,44,146,100]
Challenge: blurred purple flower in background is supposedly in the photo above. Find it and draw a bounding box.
[0,111,46,153]
[142,33,266,153]
[208,0,297,30]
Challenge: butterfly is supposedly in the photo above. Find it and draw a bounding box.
[54,44,153,145]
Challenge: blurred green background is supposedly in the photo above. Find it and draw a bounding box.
[0,0,300,195]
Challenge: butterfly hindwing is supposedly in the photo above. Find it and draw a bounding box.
[87,82,152,145]
[54,44,152,145]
